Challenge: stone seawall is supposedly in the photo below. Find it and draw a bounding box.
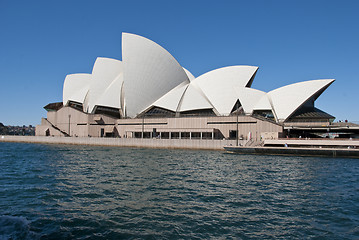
[0,136,239,150]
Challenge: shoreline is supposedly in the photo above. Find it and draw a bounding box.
[0,135,237,151]
[2,136,359,157]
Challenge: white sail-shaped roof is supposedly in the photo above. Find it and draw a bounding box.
[86,57,122,113]
[235,87,267,114]
[59,33,336,124]
[253,94,272,111]
[94,73,124,110]
[183,67,195,81]
[152,81,188,112]
[63,73,91,106]
[151,81,214,113]
[268,79,335,122]
[179,83,213,112]
[122,33,190,118]
[193,66,258,115]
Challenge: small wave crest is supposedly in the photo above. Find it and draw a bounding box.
[0,216,39,240]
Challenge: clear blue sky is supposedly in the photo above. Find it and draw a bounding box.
[1,0,358,126]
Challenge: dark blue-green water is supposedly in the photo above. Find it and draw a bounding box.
[0,142,359,239]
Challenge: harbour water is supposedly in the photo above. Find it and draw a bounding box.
[1,142,359,239]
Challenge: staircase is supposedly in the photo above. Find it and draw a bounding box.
[244,139,254,146]
[245,140,264,147]
[43,118,69,137]
[251,114,279,125]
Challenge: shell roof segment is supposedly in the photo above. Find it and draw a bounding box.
[192,66,258,115]
[179,82,214,112]
[235,87,267,114]
[152,81,189,112]
[63,73,91,106]
[182,67,195,81]
[94,73,124,111]
[253,94,272,111]
[267,79,335,122]
[122,33,190,118]
[86,57,123,113]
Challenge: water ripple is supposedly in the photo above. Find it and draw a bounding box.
[1,142,359,239]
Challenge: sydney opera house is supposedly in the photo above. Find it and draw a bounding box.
[36,33,340,140]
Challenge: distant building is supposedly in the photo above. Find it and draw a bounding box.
[37,33,356,140]
[1,124,35,136]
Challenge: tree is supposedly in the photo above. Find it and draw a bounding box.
[0,122,6,134]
